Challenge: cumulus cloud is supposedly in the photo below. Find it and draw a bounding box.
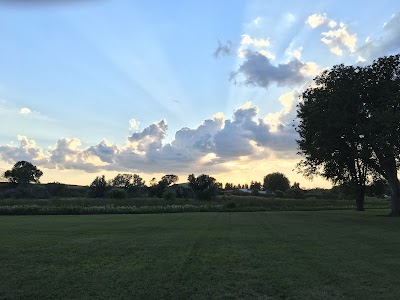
[128,119,167,152]
[321,23,357,55]
[0,136,47,165]
[231,51,307,89]
[358,12,400,60]
[306,13,357,56]
[0,104,299,174]
[265,90,301,132]
[306,13,337,29]
[214,40,233,58]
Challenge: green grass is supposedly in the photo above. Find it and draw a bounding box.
[0,196,389,215]
[1,210,400,299]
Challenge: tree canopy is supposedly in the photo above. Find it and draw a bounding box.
[297,54,400,214]
[111,173,145,189]
[188,174,218,200]
[4,161,43,185]
[263,172,290,192]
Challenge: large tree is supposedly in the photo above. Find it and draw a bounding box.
[297,55,400,214]
[263,172,290,192]
[297,64,375,211]
[188,174,218,200]
[4,161,43,186]
[361,54,400,215]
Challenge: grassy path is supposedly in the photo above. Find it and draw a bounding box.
[1,210,400,299]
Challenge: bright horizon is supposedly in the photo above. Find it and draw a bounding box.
[1,0,400,188]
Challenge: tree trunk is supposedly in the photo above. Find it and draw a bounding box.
[355,185,365,211]
[380,155,400,216]
[387,177,400,216]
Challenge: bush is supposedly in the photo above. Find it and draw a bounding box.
[163,190,177,200]
[274,190,286,198]
[285,188,305,199]
[107,188,127,199]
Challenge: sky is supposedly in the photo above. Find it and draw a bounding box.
[0,0,400,188]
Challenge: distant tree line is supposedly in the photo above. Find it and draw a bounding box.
[0,160,389,203]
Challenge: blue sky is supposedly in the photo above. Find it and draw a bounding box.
[0,0,399,187]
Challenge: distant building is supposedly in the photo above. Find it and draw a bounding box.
[238,188,274,195]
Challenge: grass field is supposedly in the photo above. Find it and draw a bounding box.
[1,210,400,299]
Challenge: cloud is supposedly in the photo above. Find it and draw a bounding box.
[0,136,47,165]
[358,12,400,60]
[306,13,357,56]
[237,34,274,59]
[321,23,357,55]
[128,119,167,152]
[306,13,337,29]
[19,107,32,114]
[231,51,307,89]
[214,40,233,58]
[129,118,140,130]
[289,47,302,60]
[253,17,262,26]
[0,104,299,174]
[241,34,270,47]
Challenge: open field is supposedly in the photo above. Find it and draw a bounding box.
[0,196,390,215]
[1,210,400,299]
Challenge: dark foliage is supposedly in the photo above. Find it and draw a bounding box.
[88,175,108,198]
[4,161,43,185]
[264,173,290,192]
[188,174,219,200]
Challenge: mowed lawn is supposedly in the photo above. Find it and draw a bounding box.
[1,211,400,299]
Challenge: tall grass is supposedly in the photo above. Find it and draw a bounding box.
[0,195,389,215]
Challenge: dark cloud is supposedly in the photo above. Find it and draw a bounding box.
[231,51,307,89]
[214,40,233,58]
[358,12,400,60]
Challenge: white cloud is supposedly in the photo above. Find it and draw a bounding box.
[253,17,261,25]
[321,23,357,55]
[129,118,140,130]
[241,34,270,47]
[238,34,274,59]
[356,55,366,63]
[287,46,303,60]
[306,13,337,29]
[258,50,275,60]
[300,61,323,77]
[19,107,32,114]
